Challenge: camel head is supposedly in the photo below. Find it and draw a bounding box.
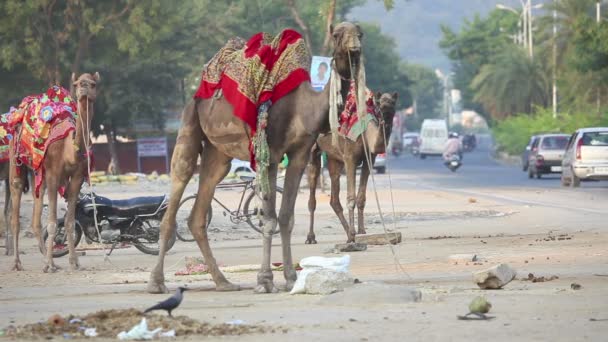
[330,22,363,80]
[72,72,100,102]
[365,91,398,154]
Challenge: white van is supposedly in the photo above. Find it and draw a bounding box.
[419,119,448,159]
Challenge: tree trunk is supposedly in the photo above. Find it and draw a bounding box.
[106,124,121,175]
[285,0,313,53]
[320,0,337,56]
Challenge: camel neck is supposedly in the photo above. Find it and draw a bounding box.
[74,99,93,154]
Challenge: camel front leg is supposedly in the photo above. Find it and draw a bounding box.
[8,166,26,270]
[357,158,371,235]
[255,163,279,293]
[4,179,13,256]
[327,159,351,241]
[43,177,61,273]
[344,158,358,241]
[279,152,309,291]
[190,146,239,291]
[148,100,201,294]
[64,175,85,271]
[306,146,322,244]
[32,182,46,255]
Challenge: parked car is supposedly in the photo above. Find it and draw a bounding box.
[419,119,448,159]
[561,127,608,187]
[522,135,539,171]
[374,153,386,174]
[528,134,570,179]
[230,159,254,174]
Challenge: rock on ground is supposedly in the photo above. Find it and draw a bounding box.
[318,282,421,306]
[305,270,354,295]
[355,232,402,245]
[335,242,367,252]
[473,263,516,289]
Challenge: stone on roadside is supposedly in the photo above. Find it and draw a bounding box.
[305,270,353,295]
[319,282,421,306]
[335,242,367,252]
[355,232,402,245]
[473,263,516,289]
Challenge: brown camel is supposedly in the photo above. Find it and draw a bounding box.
[9,72,99,272]
[306,91,398,244]
[147,22,365,294]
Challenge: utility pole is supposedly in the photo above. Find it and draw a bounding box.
[552,1,557,118]
[528,0,533,59]
[597,1,601,115]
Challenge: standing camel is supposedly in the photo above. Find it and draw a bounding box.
[148,22,366,294]
[306,92,398,244]
[9,72,99,272]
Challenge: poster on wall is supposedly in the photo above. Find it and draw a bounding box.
[311,56,332,91]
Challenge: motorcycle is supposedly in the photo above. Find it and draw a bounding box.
[42,192,176,258]
[391,144,403,157]
[444,154,462,172]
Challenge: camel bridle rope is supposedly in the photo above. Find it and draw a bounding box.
[346,50,410,279]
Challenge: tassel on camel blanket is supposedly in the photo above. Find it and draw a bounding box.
[253,101,271,199]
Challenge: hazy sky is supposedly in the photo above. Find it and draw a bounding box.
[348,0,531,72]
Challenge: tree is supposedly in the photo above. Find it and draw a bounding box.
[440,10,518,122]
[400,62,441,129]
[471,48,549,120]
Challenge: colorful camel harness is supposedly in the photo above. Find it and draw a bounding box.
[0,86,87,197]
[338,81,383,141]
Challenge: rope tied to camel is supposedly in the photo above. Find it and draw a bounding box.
[253,100,271,198]
[328,60,343,146]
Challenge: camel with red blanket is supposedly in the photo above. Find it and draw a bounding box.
[148,22,366,294]
[7,72,99,272]
[306,90,398,244]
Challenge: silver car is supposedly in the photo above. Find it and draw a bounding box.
[561,127,608,187]
[527,134,569,179]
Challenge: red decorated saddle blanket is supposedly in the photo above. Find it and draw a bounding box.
[193,29,311,166]
[338,82,381,141]
[0,86,77,196]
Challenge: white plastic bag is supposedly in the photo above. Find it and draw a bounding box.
[290,255,351,294]
[117,318,162,340]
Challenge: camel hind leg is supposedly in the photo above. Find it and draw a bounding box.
[8,165,26,270]
[356,157,372,235]
[43,176,61,273]
[148,100,202,294]
[190,144,239,291]
[327,158,352,242]
[306,145,322,244]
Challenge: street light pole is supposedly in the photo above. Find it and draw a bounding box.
[597,1,601,114]
[553,1,557,118]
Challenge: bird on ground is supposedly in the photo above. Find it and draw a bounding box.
[143,286,188,317]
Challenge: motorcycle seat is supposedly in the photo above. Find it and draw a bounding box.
[109,195,166,216]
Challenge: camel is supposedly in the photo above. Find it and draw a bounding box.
[306,91,398,244]
[9,72,99,272]
[148,22,365,294]
[1,162,30,256]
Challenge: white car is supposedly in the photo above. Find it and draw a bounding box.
[374,153,386,174]
[419,119,448,159]
[561,127,608,187]
[230,159,254,174]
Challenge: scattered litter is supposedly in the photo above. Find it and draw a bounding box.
[175,257,211,276]
[426,235,460,240]
[160,330,176,338]
[522,273,559,283]
[571,283,582,290]
[117,318,165,340]
[226,320,246,325]
[68,318,82,324]
[535,233,573,242]
[83,327,97,337]
[62,332,72,339]
[468,198,477,203]
[48,314,65,327]
[291,255,351,295]
[589,318,608,322]
[6,309,271,339]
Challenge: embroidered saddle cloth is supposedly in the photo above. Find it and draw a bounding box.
[338,82,381,141]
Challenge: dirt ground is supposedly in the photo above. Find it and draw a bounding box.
[1,176,607,341]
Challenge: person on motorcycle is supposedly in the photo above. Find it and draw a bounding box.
[443,132,462,162]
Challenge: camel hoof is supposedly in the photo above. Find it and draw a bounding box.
[147,281,169,294]
[305,238,317,244]
[357,229,366,235]
[43,264,61,273]
[216,282,241,292]
[254,284,278,294]
[12,262,24,271]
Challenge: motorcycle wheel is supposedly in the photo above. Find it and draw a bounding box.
[41,218,84,258]
[132,218,176,255]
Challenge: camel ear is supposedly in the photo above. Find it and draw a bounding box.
[71,73,77,83]
[374,92,382,101]
[330,24,334,35]
[94,72,100,82]
[392,91,398,100]
[356,23,363,37]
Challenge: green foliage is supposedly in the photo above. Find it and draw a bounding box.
[493,107,608,155]
[472,48,549,119]
[400,62,442,130]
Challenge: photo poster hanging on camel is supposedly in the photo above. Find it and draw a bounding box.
[311,56,332,91]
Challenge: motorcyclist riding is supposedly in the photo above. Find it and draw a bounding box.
[443,132,462,162]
